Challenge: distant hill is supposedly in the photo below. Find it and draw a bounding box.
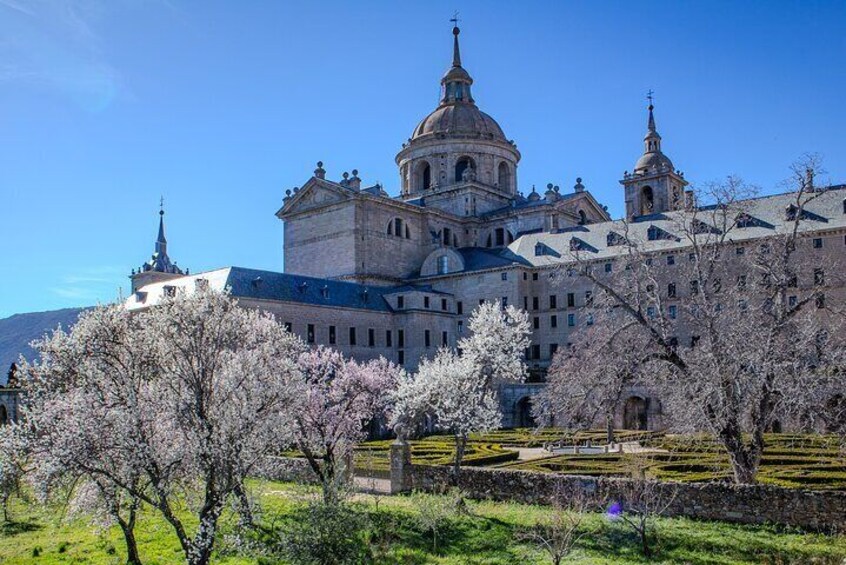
[0,308,88,384]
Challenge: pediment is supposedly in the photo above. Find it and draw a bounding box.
[276,178,354,218]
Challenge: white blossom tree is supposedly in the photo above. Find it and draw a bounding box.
[538,157,846,484]
[393,300,531,482]
[290,347,402,504]
[20,289,305,565]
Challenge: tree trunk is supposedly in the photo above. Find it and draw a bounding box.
[606,414,615,445]
[452,435,467,486]
[116,516,142,565]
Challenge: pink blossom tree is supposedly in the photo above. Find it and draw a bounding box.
[291,347,402,504]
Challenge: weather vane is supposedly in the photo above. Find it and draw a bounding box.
[647,89,655,106]
[450,11,460,27]
[159,195,164,214]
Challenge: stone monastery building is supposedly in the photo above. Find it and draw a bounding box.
[128,26,846,429]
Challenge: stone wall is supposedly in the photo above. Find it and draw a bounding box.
[253,456,320,485]
[408,464,846,531]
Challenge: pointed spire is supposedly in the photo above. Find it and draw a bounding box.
[646,89,657,133]
[440,15,474,106]
[452,25,462,67]
[156,196,167,256]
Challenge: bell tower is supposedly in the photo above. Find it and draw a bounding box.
[620,95,689,219]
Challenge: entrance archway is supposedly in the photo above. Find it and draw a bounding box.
[623,396,648,430]
[515,397,535,428]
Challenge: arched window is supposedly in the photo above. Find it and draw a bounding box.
[578,210,587,225]
[387,220,393,235]
[486,234,492,248]
[437,255,449,275]
[455,156,474,183]
[497,162,511,191]
[394,218,403,237]
[416,161,431,191]
[442,228,452,247]
[405,225,411,239]
[640,186,654,215]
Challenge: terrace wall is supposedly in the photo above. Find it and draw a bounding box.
[408,464,846,531]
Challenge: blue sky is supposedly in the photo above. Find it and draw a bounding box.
[1,0,844,317]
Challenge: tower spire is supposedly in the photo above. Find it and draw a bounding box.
[646,89,656,133]
[450,12,461,67]
[156,196,167,256]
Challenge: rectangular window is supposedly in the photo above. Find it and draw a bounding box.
[523,272,528,280]
[397,295,404,308]
[425,330,431,348]
[457,301,463,315]
[523,296,529,310]
[567,293,575,308]
[814,268,825,286]
[284,322,293,332]
[604,262,612,273]
[442,331,448,347]
[549,343,559,358]
[587,313,594,326]
[667,255,675,265]
[533,317,540,329]
[813,238,823,249]
[163,285,177,297]
[585,291,593,306]
[647,306,656,318]
[549,295,557,309]
[531,344,541,360]
[386,330,393,348]
[307,324,315,344]
[458,320,464,333]
[816,294,825,309]
[669,305,677,319]
[502,297,508,308]
[532,297,539,310]
[398,350,405,365]
[532,272,539,281]
[736,247,745,255]
[567,313,576,327]
[441,298,448,311]
[668,283,676,298]
[688,252,696,262]
[551,315,558,328]
[479,299,485,306]
[368,328,375,347]
[788,274,797,288]
[737,275,747,290]
[501,272,508,281]
[349,327,357,346]
[424,296,430,309]
[398,329,405,348]
[329,325,336,345]
[690,280,699,295]
[788,295,797,307]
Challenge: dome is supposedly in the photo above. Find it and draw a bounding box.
[634,151,674,173]
[412,104,506,141]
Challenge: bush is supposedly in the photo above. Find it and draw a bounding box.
[275,502,369,565]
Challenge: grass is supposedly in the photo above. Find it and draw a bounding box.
[1,481,845,564]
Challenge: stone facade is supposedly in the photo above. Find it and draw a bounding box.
[128,25,846,432]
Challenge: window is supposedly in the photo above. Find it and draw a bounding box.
[397,295,405,309]
[163,285,177,297]
[437,255,449,274]
[531,344,541,360]
[523,297,528,310]
[688,252,696,262]
[604,262,612,273]
[647,306,656,318]
[817,294,825,309]
[551,315,558,328]
[586,313,594,326]
[284,322,292,332]
[585,291,593,306]
[813,238,823,249]
[398,329,405,348]
[549,344,559,358]
[307,324,315,344]
[534,242,546,256]
[424,296,430,309]
[814,269,825,286]
[523,272,528,280]
[669,305,677,319]
[442,298,448,311]
[690,280,699,295]
[567,313,576,327]
[398,351,405,365]
[455,156,473,183]
[567,293,575,308]
[425,330,431,348]
[394,218,403,237]
[647,284,654,293]
[495,228,505,246]
[736,247,745,255]
[533,317,540,329]
[457,320,464,334]
[442,228,452,247]
[787,274,797,288]
[386,330,393,348]
[667,255,675,265]
[713,278,722,293]
[457,301,463,315]
[501,272,508,281]
[737,275,747,290]
[502,297,508,308]
[668,283,676,298]
[479,299,485,306]
[349,327,357,346]
[194,278,209,290]
[788,295,797,308]
[368,328,375,347]
[532,273,539,281]
[532,297,539,310]
[549,295,557,309]
[442,331,448,347]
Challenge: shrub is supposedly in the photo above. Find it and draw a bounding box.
[275,502,369,565]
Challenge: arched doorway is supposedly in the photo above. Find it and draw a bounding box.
[623,396,648,430]
[515,397,535,428]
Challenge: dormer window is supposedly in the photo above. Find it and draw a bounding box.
[535,242,546,256]
[607,231,625,247]
[321,285,330,299]
[135,291,148,303]
[194,278,209,291]
[163,285,177,298]
[437,255,449,274]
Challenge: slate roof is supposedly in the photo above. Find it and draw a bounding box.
[507,185,846,267]
[127,267,452,312]
[457,247,531,271]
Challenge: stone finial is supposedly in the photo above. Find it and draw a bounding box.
[544,182,558,202]
[314,161,326,179]
[574,177,585,193]
[349,169,361,191]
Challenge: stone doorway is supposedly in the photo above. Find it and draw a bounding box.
[515,396,535,428]
[623,396,648,430]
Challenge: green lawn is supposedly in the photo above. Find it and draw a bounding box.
[1,481,844,564]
